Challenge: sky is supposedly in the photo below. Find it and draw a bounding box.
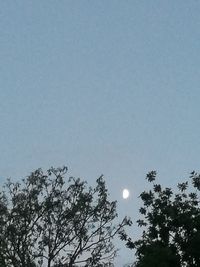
[1,0,200,265]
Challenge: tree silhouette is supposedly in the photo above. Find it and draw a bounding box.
[125,171,200,267]
[0,166,131,267]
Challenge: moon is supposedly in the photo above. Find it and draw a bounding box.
[122,189,130,199]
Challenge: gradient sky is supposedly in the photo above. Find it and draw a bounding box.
[1,1,200,265]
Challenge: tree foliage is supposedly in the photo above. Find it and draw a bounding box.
[0,166,131,267]
[126,171,200,267]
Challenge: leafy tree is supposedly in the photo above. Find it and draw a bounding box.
[0,166,131,267]
[125,171,200,267]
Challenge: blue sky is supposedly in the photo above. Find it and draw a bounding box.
[1,1,200,265]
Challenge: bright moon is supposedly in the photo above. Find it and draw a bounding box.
[122,189,130,199]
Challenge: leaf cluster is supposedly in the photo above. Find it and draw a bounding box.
[0,167,131,267]
[126,171,200,267]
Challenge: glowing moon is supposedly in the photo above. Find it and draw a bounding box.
[122,189,130,199]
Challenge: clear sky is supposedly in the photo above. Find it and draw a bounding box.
[1,1,200,265]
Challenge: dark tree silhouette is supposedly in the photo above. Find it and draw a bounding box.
[0,166,131,267]
[125,171,200,267]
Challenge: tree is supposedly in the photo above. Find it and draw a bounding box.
[125,171,200,267]
[0,166,132,267]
